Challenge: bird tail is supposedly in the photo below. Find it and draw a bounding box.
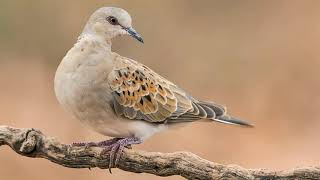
[212,115,253,127]
[170,100,253,127]
[195,101,253,127]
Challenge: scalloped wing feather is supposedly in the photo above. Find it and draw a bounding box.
[108,57,194,123]
[108,57,229,124]
[106,55,254,127]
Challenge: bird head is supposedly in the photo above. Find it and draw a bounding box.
[82,7,143,43]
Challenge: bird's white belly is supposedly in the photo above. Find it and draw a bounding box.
[91,117,168,140]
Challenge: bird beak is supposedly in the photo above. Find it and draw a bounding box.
[125,27,144,43]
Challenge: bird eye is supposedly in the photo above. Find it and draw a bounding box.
[107,16,119,25]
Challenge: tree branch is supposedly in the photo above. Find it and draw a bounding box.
[0,126,319,179]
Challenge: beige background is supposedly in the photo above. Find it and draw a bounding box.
[1,0,320,179]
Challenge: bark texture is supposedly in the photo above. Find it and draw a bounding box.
[0,125,319,179]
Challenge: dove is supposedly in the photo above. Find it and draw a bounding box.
[54,7,252,172]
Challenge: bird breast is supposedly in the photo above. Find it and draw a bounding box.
[54,37,116,124]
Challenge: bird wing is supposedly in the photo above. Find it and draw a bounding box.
[108,56,227,123]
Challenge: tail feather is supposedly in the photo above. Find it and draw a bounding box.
[199,101,226,117]
[214,115,253,127]
[198,104,216,119]
[168,100,253,127]
[198,101,253,127]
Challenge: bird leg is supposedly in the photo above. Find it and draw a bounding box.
[72,137,142,173]
[101,137,143,173]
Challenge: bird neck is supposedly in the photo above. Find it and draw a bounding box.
[78,33,113,52]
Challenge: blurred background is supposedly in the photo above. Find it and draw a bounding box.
[0,0,320,179]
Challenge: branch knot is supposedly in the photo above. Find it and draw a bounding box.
[19,129,38,154]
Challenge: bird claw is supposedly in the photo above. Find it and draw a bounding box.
[103,137,142,173]
[72,137,142,173]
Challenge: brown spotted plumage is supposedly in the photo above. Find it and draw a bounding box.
[108,56,233,124]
